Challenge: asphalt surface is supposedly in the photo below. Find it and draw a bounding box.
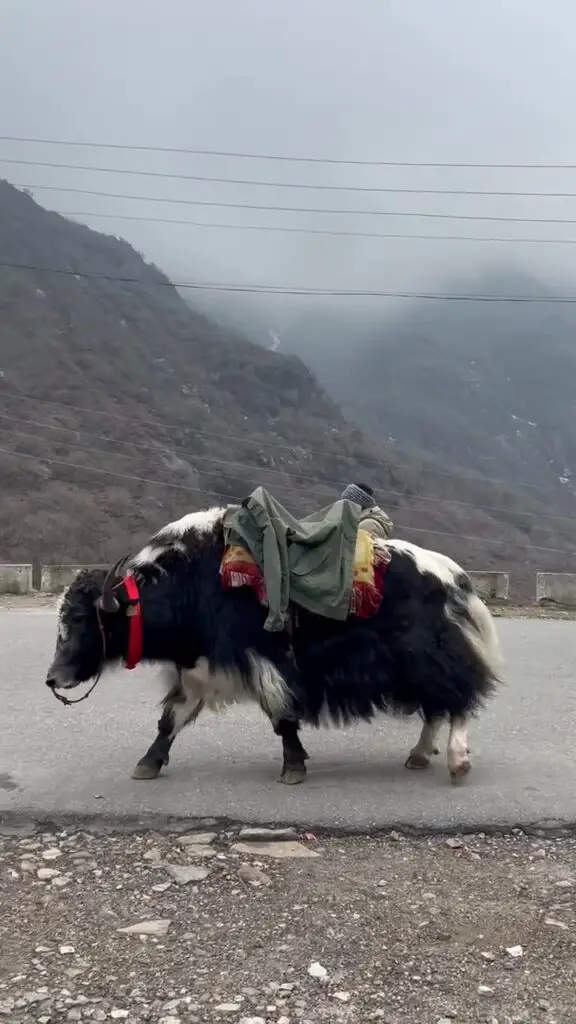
[1,610,575,833]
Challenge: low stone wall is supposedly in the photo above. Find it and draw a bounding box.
[0,564,33,594]
[468,571,510,602]
[40,564,107,594]
[2,561,567,606]
[536,573,576,606]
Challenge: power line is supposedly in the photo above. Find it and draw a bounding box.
[0,423,335,504]
[397,524,574,555]
[3,413,575,526]
[0,442,572,556]
[8,156,576,199]
[0,387,571,500]
[0,417,340,496]
[16,181,576,226]
[3,135,576,170]
[61,209,576,247]
[4,258,576,302]
[0,443,238,499]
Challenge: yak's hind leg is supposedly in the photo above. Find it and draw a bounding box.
[405,716,444,771]
[132,667,203,780]
[274,718,309,785]
[447,713,471,782]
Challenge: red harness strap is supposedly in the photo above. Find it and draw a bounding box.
[122,575,143,670]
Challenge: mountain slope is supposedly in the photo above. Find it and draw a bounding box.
[0,180,571,595]
[0,180,419,565]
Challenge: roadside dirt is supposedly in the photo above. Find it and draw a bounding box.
[1,828,574,1024]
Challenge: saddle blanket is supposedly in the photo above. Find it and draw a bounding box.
[220,527,391,621]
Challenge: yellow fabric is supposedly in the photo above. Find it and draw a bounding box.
[352,529,376,585]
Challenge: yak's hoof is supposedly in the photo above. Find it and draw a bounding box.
[449,759,471,784]
[278,766,307,786]
[405,746,439,770]
[405,753,431,771]
[132,759,163,780]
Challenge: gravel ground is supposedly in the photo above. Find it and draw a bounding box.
[1,827,575,1024]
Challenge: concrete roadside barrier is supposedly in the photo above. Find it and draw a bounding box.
[536,572,576,606]
[468,571,510,602]
[0,564,33,594]
[40,564,107,594]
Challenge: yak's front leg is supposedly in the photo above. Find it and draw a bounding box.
[250,641,308,785]
[274,718,309,785]
[132,668,203,780]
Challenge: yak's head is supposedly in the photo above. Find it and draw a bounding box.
[45,560,131,692]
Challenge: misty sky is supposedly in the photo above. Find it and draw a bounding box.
[3,0,576,329]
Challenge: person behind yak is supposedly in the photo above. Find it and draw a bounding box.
[341,482,393,540]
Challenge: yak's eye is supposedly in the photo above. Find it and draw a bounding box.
[69,610,85,626]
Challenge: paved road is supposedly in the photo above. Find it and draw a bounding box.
[1,610,575,833]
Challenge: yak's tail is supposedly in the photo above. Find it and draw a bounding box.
[457,589,504,688]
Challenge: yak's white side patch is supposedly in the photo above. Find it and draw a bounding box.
[172,653,289,721]
[130,543,179,570]
[158,507,225,541]
[386,538,461,587]
[180,657,249,713]
[130,507,225,568]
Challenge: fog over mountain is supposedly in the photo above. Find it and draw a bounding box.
[3,0,576,299]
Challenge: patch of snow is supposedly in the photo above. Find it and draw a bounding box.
[510,413,538,428]
[267,328,281,352]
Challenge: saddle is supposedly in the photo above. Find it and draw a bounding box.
[221,501,390,630]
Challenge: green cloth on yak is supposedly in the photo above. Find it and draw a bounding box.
[223,486,363,631]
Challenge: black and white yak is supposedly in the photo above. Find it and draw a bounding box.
[45,506,503,785]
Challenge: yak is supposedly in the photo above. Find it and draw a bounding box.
[45,506,502,785]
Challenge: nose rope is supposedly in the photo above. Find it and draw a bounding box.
[50,604,108,707]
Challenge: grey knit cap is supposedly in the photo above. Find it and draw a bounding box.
[341,482,376,510]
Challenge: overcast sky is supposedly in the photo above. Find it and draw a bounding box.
[2,0,576,326]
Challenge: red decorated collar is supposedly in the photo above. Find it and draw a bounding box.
[121,575,143,670]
